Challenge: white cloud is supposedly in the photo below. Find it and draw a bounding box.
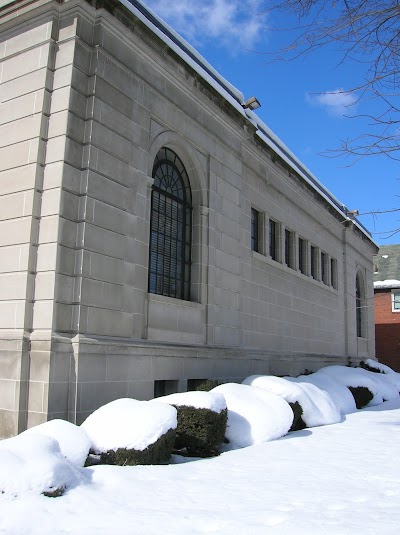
[307,89,357,116]
[145,0,267,50]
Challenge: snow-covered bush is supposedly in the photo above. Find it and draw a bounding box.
[196,379,222,392]
[81,398,177,466]
[0,433,83,496]
[212,383,293,449]
[154,391,227,456]
[362,359,400,391]
[243,375,341,428]
[23,419,91,467]
[348,386,373,409]
[291,372,357,415]
[318,366,399,407]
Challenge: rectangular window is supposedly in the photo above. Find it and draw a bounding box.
[269,219,277,260]
[154,380,179,397]
[330,258,338,289]
[251,208,259,253]
[311,246,317,279]
[285,229,292,268]
[321,252,328,284]
[298,238,306,274]
[392,291,400,311]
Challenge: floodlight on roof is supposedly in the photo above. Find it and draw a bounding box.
[345,209,359,219]
[242,96,261,110]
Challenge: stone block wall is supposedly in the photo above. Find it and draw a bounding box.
[0,0,378,436]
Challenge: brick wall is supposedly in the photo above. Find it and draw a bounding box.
[374,289,400,371]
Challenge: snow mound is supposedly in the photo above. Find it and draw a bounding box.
[364,359,400,390]
[0,433,83,496]
[243,375,341,427]
[81,398,177,454]
[212,383,293,449]
[153,390,226,413]
[293,372,357,414]
[365,359,395,374]
[284,378,342,424]
[319,366,399,405]
[22,419,91,467]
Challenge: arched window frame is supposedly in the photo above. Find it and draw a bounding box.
[148,147,192,301]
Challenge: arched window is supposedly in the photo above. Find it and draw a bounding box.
[148,148,192,301]
[356,272,365,338]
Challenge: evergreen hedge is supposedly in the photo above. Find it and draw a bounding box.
[288,401,306,431]
[196,379,222,392]
[348,386,373,409]
[99,427,176,466]
[172,405,227,456]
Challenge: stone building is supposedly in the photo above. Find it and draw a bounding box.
[374,245,400,371]
[0,0,378,437]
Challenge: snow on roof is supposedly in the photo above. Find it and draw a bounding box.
[374,279,400,289]
[119,0,375,245]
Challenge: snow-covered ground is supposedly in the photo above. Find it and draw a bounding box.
[2,398,400,534]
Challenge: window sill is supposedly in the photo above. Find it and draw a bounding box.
[147,293,204,309]
[251,251,339,293]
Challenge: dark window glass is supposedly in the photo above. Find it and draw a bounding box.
[251,208,259,252]
[299,238,305,274]
[321,252,327,284]
[330,258,337,288]
[148,148,192,301]
[311,246,316,279]
[285,229,292,267]
[269,219,277,260]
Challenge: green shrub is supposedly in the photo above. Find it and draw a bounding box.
[359,361,383,374]
[288,401,306,431]
[172,405,227,456]
[99,428,176,466]
[348,386,373,409]
[196,379,222,392]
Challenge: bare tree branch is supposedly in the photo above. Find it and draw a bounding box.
[265,0,400,160]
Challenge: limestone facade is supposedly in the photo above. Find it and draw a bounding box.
[0,0,377,437]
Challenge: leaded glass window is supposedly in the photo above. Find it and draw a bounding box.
[148,148,192,301]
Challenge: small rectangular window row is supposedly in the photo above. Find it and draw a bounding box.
[251,208,338,289]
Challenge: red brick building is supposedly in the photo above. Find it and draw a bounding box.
[374,245,400,371]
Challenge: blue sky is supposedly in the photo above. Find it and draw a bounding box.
[144,0,400,245]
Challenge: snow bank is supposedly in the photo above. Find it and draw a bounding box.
[23,419,91,467]
[0,433,83,496]
[319,366,399,405]
[153,391,226,413]
[364,359,400,390]
[365,359,396,374]
[243,375,341,427]
[212,383,293,449]
[293,372,357,414]
[81,398,177,454]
